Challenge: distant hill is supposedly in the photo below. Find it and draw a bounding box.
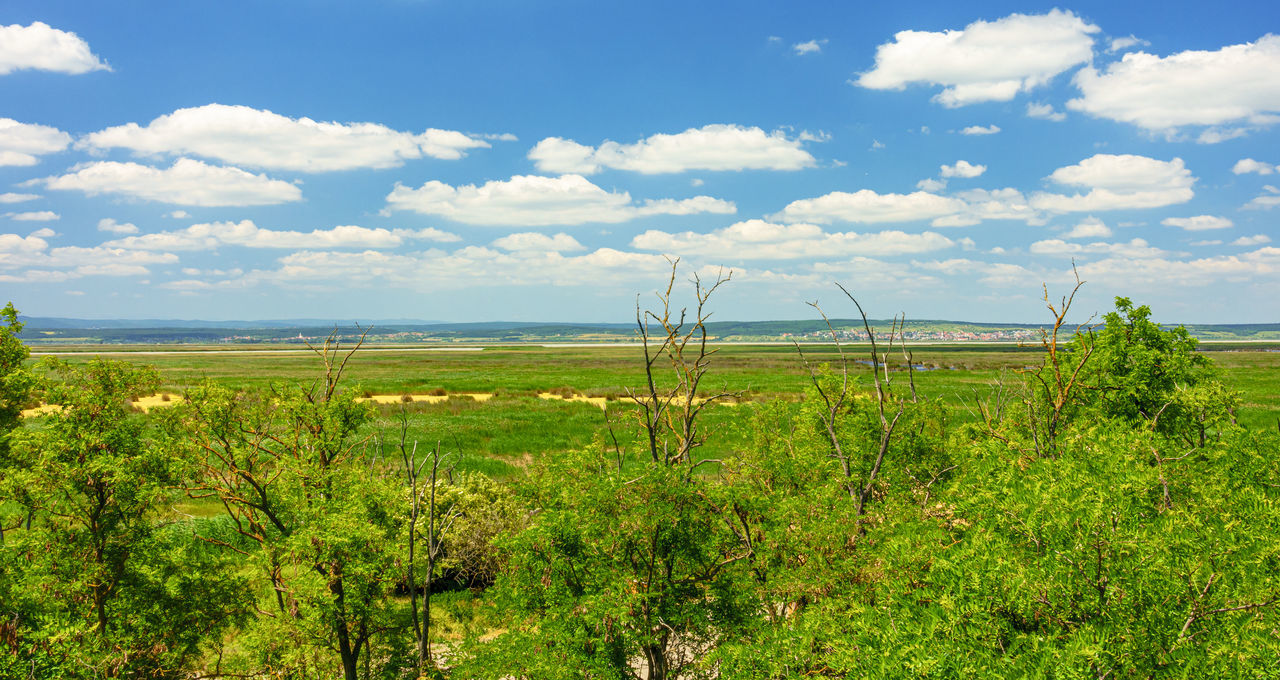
[17,316,444,330]
[13,316,1280,345]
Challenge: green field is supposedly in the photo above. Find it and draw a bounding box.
[29,342,1280,468]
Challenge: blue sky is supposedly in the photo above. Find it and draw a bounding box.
[1,1,1278,323]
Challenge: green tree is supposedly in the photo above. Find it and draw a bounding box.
[0,302,34,457]
[460,264,754,680]
[168,334,406,680]
[1084,296,1236,442]
[0,358,247,677]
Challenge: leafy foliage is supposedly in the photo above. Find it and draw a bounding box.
[2,292,1278,679]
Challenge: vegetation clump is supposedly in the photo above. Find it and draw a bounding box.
[0,274,1277,678]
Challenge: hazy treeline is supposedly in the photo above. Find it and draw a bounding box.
[0,273,1277,679]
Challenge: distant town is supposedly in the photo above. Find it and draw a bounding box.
[15,317,1280,346]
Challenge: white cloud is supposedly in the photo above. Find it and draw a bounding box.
[528,125,817,175]
[0,118,71,166]
[1062,217,1112,239]
[775,189,963,225]
[196,247,680,292]
[916,178,947,192]
[1189,239,1222,246]
[78,104,492,172]
[793,39,828,55]
[1029,237,1175,259]
[1233,158,1277,175]
[29,227,55,238]
[807,257,945,291]
[870,139,886,149]
[1075,248,1280,289]
[491,232,586,252]
[913,257,1040,287]
[0,231,175,278]
[1232,234,1272,246]
[1246,192,1280,210]
[1069,35,1280,138]
[0,192,39,203]
[104,220,459,251]
[631,219,955,259]
[1108,35,1150,53]
[855,9,1098,107]
[34,158,302,206]
[935,188,1040,227]
[167,210,191,219]
[1196,128,1250,144]
[1030,154,1195,212]
[959,124,1001,135]
[386,174,735,226]
[940,160,986,178]
[0,232,49,259]
[0,21,109,75]
[97,218,139,234]
[1027,101,1067,121]
[6,211,58,222]
[1161,215,1233,231]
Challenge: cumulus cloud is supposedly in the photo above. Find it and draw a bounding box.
[490,232,585,252]
[912,258,1040,287]
[0,118,71,166]
[940,160,986,178]
[1069,35,1280,139]
[855,9,1098,107]
[932,188,1039,227]
[0,192,38,203]
[1030,154,1195,212]
[1245,186,1280,210]
[793,39,827,55]
[0,21,109,75]
[1232,234,1272,246]
[0,230,175,279]
[1062,217,1113,239]
[528,125,817,175]
[959,124,1001,135]
[1029,237,1177,259]
[1075,247,1280,289]
[33,158,302,206]
[1161,215,1233,231]
[1108,35,1150,53]
[78,104,493,172]
[97,218,139,234]
[916,178,946,192]
[6,211,58,222]
[1027,101,1067,121]
[775,189,963,225]
[103,220,459,251]
[1233,158,1277,175]
[630,219,955,259]
[385,174,735,226]
[184,247,679,292]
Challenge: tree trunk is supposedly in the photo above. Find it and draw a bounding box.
[643,642,668,680]
[331,578,360,680]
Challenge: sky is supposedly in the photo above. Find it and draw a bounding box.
[1,1,1278,324]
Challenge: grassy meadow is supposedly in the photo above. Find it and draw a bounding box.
[28,342,1280,473]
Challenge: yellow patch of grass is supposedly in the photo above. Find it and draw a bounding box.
[537,392,608,409]
[19,392,184,418]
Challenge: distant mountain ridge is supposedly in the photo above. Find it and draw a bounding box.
[17,317,446,330]
[14,316,1280,344]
